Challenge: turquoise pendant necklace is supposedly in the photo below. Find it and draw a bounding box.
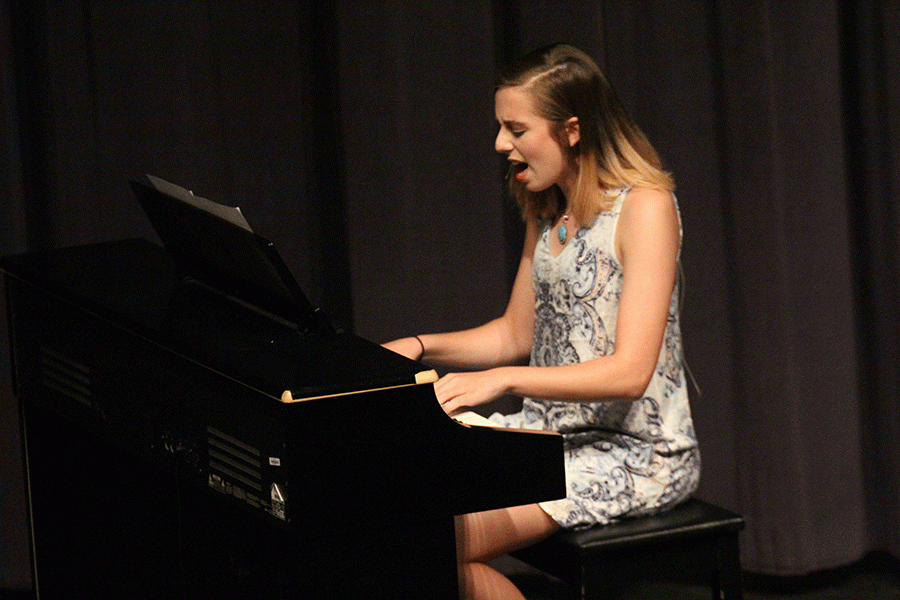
[558,214,569,244]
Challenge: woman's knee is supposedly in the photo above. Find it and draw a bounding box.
[456,504,560,564]
[458,561,526,600]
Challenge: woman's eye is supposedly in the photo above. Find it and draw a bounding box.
[512,130,525,137]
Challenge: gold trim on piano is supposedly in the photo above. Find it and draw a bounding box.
[280,369,440,403]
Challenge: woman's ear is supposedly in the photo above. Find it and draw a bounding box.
[565,117,580,147]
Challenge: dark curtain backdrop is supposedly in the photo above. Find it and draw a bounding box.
[2,0,898,589]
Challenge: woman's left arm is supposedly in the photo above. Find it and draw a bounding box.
[435,188,680,414]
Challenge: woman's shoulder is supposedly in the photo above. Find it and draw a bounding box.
[619,186,679,224]
[615,187,681,259]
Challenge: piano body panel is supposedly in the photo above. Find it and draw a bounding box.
[2,239,565,598]
[21,398,461,599]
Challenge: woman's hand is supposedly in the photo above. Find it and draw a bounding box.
[433,369,512,415]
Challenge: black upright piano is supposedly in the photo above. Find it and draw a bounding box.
[2,178,564,599]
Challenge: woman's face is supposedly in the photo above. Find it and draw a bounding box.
[494,85,578,197]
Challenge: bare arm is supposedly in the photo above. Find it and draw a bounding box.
[383,219,540,369]
[435,188,680,413]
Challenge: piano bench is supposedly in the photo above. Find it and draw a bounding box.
[510,498,745,600]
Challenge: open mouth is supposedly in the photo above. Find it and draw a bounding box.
[509,161,529,181]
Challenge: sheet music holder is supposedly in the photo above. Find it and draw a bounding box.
[130,174,324,333]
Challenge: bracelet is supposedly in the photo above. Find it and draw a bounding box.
[413,335,425,360]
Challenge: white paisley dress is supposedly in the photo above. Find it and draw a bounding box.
[490,188,700,529]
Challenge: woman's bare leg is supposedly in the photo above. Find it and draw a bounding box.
[455,504,560,600]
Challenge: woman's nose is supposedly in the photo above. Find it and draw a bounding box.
[495,130,512,153]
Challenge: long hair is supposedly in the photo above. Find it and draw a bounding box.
[497,44,674,224]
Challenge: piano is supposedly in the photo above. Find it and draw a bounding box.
[2,178,564,599]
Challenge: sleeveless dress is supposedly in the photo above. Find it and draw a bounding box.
[490,188,700,528]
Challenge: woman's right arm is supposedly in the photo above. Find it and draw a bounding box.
[383,218,539,370]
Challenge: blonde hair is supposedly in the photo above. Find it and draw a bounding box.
[498,44,674,224]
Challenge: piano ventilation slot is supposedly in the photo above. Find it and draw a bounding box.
[207,427,262,491]
[40,346,92,407]
[208,461,263,492]
[207,427,260,457]
[209,448,261,480]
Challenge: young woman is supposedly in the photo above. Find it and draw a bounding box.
[384,44,700,600]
